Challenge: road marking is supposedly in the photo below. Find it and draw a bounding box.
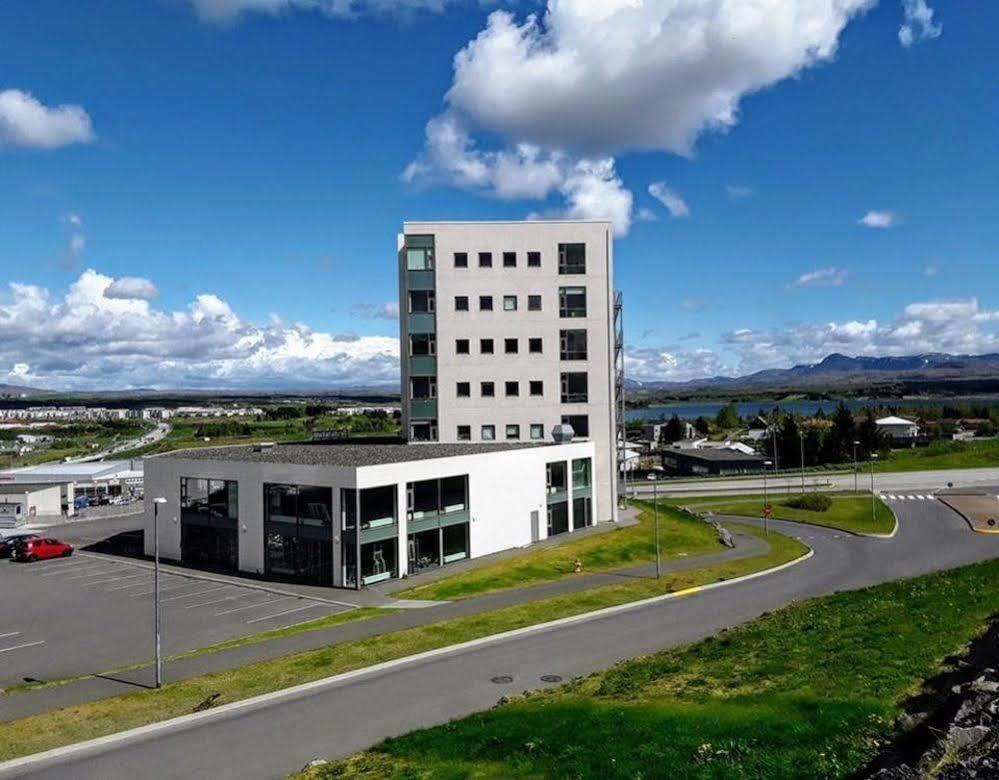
[0,640,45,654]
[0,631,20,640]
[62,567,124,580]
[215,596,292,616]
[246,602,324,624]
[886,494,896,500]
[160,585,230,603]
[108,578,153,591]
[183,591,255,609]
[36,562,96,576]
[83,572,149,586]
[130,581,202,597]
[917,495,927,500]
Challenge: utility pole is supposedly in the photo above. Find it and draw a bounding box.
[653,479,661,579]
[763,460,773,535]
[798,428,806,494]
[870,454,878,527]
[853,440,860,493]
[152,497,167,688]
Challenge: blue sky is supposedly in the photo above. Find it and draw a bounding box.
[0,0,996,390]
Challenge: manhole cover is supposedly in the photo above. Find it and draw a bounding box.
[540,675,563,683]
[490,675,513,684]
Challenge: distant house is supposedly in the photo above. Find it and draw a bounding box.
[661,448,768,476]
[876,415,920,441]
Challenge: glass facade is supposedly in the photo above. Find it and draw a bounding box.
[405,475,470,575]
[558,243,586,274]
[572,458,592,489]
[559,286,587,318]
[263,483,333,585]
[573,497,593,529]
[547,501,570,536]
[179,477,239,571]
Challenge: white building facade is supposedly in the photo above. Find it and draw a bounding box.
[144,440,596,589]
[399,221,621,524]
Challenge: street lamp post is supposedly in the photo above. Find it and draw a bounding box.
[653,479,661,579]
[152,496,167,689]
[798,429,806,494]
[870,454,878,527]
[853,440,860,493]
[763,460,773,536]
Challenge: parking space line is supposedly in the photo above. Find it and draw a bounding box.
[0,631,21,640]
[246,603,324,624]
[214,596,293,616]
[108,578,153,591]
[63,567,125,580]
[160,585,230,603]
[36,563,98,576]
[130,581,203,597]
[0,640,45,654]
[83,572,149,586]
[183,590,255,609]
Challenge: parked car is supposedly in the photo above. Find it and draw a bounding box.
[0,533,40,559]
[13,537,74,562]
[73,495,91,510]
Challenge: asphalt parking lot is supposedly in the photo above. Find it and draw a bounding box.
[0,551,350,688]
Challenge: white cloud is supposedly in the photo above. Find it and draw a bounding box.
[64,212,83,228]
[858,210,900,228]
[0,270,400,390]
[899,0,942,47]
[722,298,999,375]
[0,89,95,150]
[680,298,706,312]
[791,266,848,288]
[405,115,635,235]
[648,182,690,219]
[104,276,160,301]
[626,346,732,383]
[726,184,753,200]
[444,1,874,158]
[923,264,938,277]
[187,0,454,24]
[69,234,86,257]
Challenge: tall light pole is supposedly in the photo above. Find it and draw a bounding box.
[152,496,167,688]
[853,440,860,493]
[798,428,806,494]
[763,459,773,536]
[653,479,661,579]
[870,454,878,527]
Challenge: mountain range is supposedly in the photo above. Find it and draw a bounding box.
[629,353,999,394]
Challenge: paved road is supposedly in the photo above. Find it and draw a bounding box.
[5,497,999,779]
[633,466,999,498]
[67,422,171,463]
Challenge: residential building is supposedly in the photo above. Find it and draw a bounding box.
[876,415,920,441]
[398,220,620,523]
[662,448,769,476]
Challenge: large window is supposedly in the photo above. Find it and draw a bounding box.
[562,414,590,437]
[572,458,592,489]
[547,502,570,536]
[406,246,432,271]
[546,461,567,494]
[406,476,467,519]
[560,329,588,360]
[558,243,586,274]
[411,375,437,399]
[559,286,587,318]
[573,497,593,529]
[410,333,435,356]
[360,485,396,530]
[442,523,469,564]
[341,488,356,530]
[361,539,396,585]
[409,289,435,313]
[410,420,437,441]
[180,477,239,571]
[561,372,589,403]
[263,483,333,585]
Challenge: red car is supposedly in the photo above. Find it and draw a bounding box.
[13,537,74,562]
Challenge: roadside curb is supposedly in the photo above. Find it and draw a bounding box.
[0,545,814,775]
[705,500,899,539]
[936,497,999,535]
[74,552,362,609]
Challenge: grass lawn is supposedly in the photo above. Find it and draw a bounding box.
[672,491,894,535]
[394,501,723,601]
[302,558,999,780]
[0,523,806,762]
[877,438,999,472]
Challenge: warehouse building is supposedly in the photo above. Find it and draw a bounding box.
[662,447,768,476]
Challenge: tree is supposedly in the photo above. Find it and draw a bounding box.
[694,416,711,435]
[856,409,882,458]
[822,402,857,464]
[715,402,741,430]
[660,414,685,444]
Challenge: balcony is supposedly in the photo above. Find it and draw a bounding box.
[408,312,436,333]
[409,398,437,419]
[409,355,437,375]
[407,270,435,290]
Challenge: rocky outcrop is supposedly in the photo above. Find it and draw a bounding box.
[858,621,999,779]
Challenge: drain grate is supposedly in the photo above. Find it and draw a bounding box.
[540,674,563,683]
[491,675,514,684]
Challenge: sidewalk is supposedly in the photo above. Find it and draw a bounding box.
[0,520,764,722]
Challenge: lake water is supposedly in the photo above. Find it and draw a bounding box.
[627,396,999,422]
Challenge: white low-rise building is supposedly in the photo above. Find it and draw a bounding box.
[144,439,596,588]
[876,415,920,441]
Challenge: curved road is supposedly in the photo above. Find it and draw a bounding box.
[4,498,999,779]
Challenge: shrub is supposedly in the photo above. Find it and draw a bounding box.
[782,493,833,512]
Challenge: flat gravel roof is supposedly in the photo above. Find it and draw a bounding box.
[156,440,553,467]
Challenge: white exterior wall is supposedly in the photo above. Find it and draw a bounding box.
[143,440,595,588]
[400,221,618,525]
[0,484,62,522]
